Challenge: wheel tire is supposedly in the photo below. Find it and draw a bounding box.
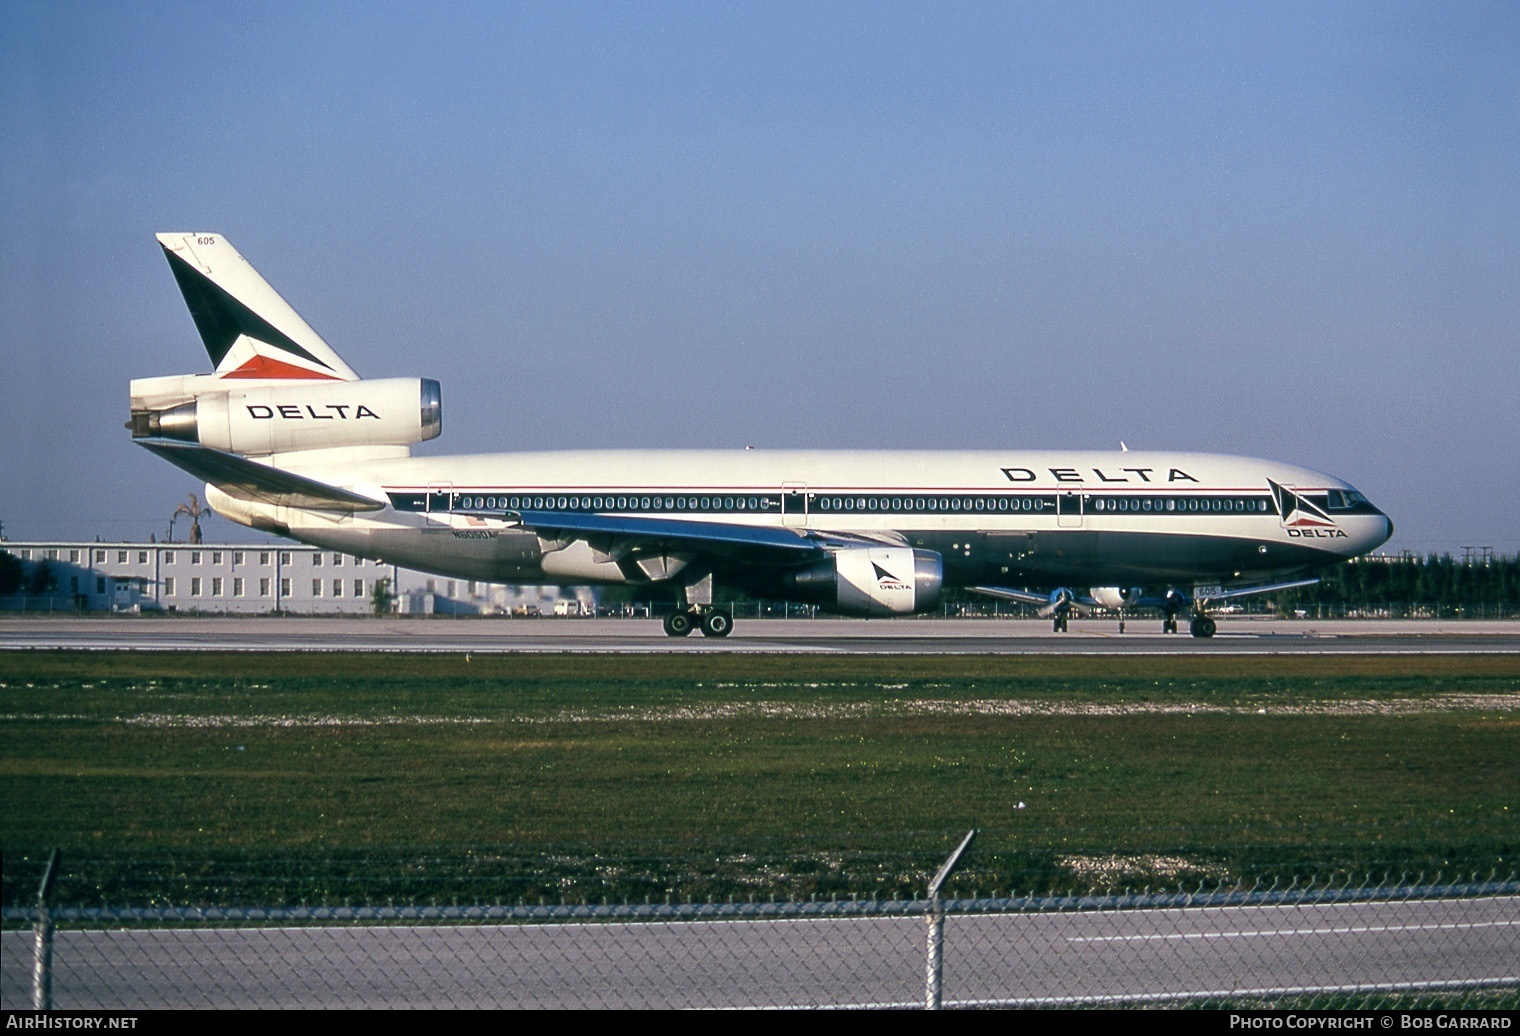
[1189,615,1217,639]
[700,610,733,638]
[663,611,693,637]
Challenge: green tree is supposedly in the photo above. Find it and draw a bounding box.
[0,550,23,596]
[27,559,55,597]
[370,577,394,616]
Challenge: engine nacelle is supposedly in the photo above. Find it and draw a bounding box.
[784,547,943,617]
[131,378,441,455]
[1089,586,1144,610]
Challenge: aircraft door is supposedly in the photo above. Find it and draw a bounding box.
[1057,490,1085,528]
[425,482,454,526]
[781,482,808,527]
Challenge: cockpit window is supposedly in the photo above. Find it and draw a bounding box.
[1326,489,1370,511]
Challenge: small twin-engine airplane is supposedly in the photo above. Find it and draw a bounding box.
[131,233,1393,637]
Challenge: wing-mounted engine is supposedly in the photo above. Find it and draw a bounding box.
[130,377,442,455]
[1089,586,1144,611]
[783,547,943,617]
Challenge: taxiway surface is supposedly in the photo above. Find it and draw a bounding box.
[1,617,1517,654]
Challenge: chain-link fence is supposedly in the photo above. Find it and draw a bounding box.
[5,876,1516,1009]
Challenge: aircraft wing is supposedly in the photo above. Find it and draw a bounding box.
[450,506,892,570]
[966,585,1102,617]
[966,585,1061,608]
[1115,579,1320,610]
[1192,578,1320,604]
[453,504,929,574]
[970,580,1322,613]
[137,441,385,512]
[508,509,827,559]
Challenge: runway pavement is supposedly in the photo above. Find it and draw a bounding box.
[3,896,1514,1008]
[0,616,1518,653]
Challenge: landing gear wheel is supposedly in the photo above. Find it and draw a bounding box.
[1189,615,1217,639]
[1053,614,1069,633]
[1118,618,1126,634]
[700,609,733,638]
[663,611,694,637]
[1163,617,1178,634]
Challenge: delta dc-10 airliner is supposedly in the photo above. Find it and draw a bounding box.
[130,233,1393,638]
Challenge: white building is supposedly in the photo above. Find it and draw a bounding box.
[0,541,594,616]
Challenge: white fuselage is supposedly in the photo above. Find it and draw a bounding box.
[206,448,1393,594]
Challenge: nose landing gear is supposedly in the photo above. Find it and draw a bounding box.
[1160,589,1215,638]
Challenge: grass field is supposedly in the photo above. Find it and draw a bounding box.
[2,651,1516,906]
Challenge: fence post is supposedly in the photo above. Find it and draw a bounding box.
[926,897,945,1009]
[925,830,975,1011]
[32,849,60,1011]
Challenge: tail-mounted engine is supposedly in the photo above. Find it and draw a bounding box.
[783,546,943,617]
[129,378,441,456]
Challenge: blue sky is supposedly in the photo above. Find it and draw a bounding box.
[2,1,1516,554]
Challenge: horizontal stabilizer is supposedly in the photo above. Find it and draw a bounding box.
[138,441,383,512]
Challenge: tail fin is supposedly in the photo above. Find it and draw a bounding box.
[156,233,359,381]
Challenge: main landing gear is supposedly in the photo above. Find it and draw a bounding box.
[662,606,733,638]
[661,573,733,638]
